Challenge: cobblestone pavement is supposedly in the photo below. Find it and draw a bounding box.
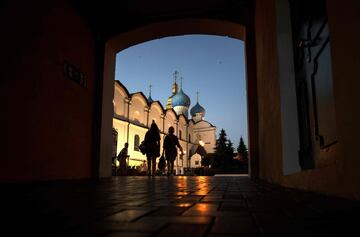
[2,176,360,236]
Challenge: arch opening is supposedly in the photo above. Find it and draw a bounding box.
[98,18,257,178]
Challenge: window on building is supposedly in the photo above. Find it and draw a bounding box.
[134,134,140,151]
[195,160,199,165]
[189,134,191,143]
[179,130,182,140]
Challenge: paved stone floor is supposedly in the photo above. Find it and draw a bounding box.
[2,176,360,236]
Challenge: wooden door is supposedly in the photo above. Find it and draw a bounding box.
[289,0,337,169]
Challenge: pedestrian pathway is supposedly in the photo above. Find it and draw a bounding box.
[2,176,359,236]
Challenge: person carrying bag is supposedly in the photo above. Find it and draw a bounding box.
[158,150,166,173]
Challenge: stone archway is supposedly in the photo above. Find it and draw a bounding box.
[97,18,259,179]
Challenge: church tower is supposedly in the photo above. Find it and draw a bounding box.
[147,84,153,104]
[172,77,191,118]
[190,92,206,122]
[166,71,179,109]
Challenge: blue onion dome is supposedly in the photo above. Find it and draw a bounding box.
[172,88,191,107]
[190,102,206,117]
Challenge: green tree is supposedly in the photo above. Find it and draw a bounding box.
[227,139,235,154]
[213,129,234,168]
[201,153,212,167]
[237,136,248,164]
[225,139,235,167]
[215,129,228,154]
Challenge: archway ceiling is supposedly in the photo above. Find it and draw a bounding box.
[70,0,252,39]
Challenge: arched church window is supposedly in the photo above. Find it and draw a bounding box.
[134,134,140,151]
[189,134,191,143]
[179,130,182,140]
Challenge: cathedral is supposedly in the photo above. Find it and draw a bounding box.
[112,71,216,174]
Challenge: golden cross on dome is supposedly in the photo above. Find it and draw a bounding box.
[173,70,179,83]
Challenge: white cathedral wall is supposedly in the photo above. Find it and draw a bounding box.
[178,139,188,168]
[196,129,216,154]
[188,122,194,143]
[113,82,217,171]
[112,120,214,170]
[149,105,162,130]
[164,111,177,133]
[160,134,165,153]
[113,119,188,170]
[128,124,148,167]
[129,96,147,126]
[178,116,187,141]
[113,119,128,156]
[207,129,217,153]
[113,119,148,167]
[175,141,186,169]
[193,121,216,154]
[114,87,127,117]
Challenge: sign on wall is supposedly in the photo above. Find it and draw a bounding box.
[64,60,87,88]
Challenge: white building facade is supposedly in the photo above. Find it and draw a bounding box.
[112,75,216,173]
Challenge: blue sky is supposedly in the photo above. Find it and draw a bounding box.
[115,34,248,147]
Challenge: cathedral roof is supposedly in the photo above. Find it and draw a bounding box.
[166,95,174,109]
[147,84,154,104]
[172,88,191,107]
[190,102,206,117]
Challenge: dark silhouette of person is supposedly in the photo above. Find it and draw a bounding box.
[117,142,129,176]
[158,151,166,174]
[163,126,183,176]
[144,121,161,176]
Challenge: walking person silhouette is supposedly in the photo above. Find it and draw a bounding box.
[144,121,161,176]
[117,142,129,176]
[163,126,183,176]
